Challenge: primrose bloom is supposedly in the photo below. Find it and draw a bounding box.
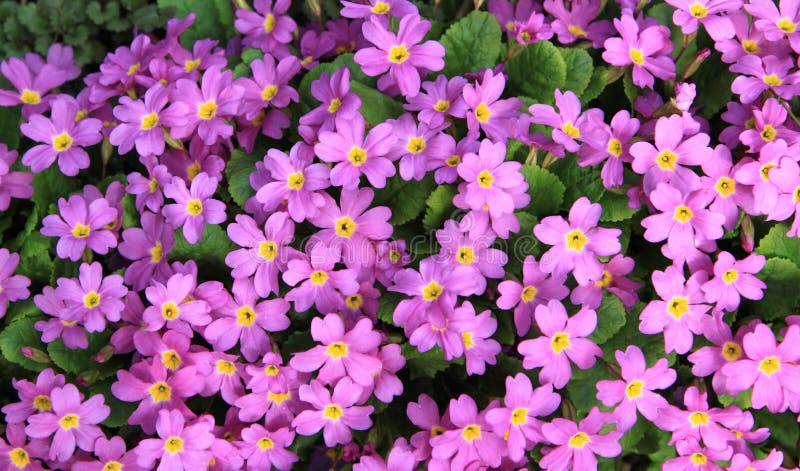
[534,196,622,285]
[118,211,175,291]
[171,66,244,145]
[298,68,362,138]
[282,244,359,313]
[292,378,374,447]
[578,110,640,189]
[110,83,188,156]
[238,55,301,119]
[163,172,226,244]
[405,74,468,128]
[41,194,118,261]
[238,423,299,471]
[431,394,506,469]
[540,408,622,471]
[701,252,766,312]
[596,346,676,432]
[0,249,30,320]
[2,368,65,424]
[341,0,417,25]
[746,0,800,51]
[730,55,800,103]
[142,273,212,337]
[530,89,599,152]
[54,262,127,333]
[544,0,613,47]
[666,0,741,39]
[290,314,383,387]
[657,386,742,451]
[0,56,62,115]
[518,301,603,388]
[601,14,675,89]
[355,14,445,97]
[463,69,522,142]
[457,139,528,219]
[21,98,103,176]
[25,384,109,463]
[0,424,48,471]
[234,0,297,54]
[388,113,450,182]
[722,323,800,412]
[0,145,34,211]
[135,409,215,470]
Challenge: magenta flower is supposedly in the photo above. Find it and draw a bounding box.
[298,68,362,138]
[722,323,800,412]
[739,97,798,153]
[282,244,359,313]
[388,113,450,182]
[119,211,175,291]
[405,74,468,128]
[372,344,406,403]
[544,0,614,47]
[237,423,298,471]
[110,83,188,156]
[315,114,397,189]
[0,423,48,471]
[54,262,127,333]
[290,313,383,387]
[72,435,140,471]
[771,158,800,235]
[701,252,766,312]
[539,408,622,471]
[171,66,244,145]
[0,57,62,115]
[700,144,753,231]
[143,273,212,337]
[111,359,201,434]
[688,314,753,395]
[530,89,599,152]
[238,55,301,119]
[254,142,331,222]
[407,393,452,462]
[596,345,676,432]
[0,249,30,320]
[656,386,743,451]
[485,374,561,461]
[163,172,226,244]
[436,218,508,279]
[457,139,527,219]
[571,255,641,310]
[534,196,621,285]
[354,14,445,97]
[41,194,118,261]
[746,0,800,51]
[2,368,65,424]
[601,14,675,89]
[0,145,33,211]
[234,0,297,55]
[25,384,109,462]
[126,156,172,213]
[450,301,502,375]
[33,286,88,349]
[578,110,640,189]
[341,0,418,25]
[204,278,290,362]
[730,55,800,103]
[666,0,741,39]
[463,69,522,142]
[135,409,215,470]
[430,394,506,469]
[663,437,732,470]
[292,378,374,447]
[497,255,569,336]
[518,300,602,388]
[20,98,102,176]
[430,135,479,184]
[728,450,784,471]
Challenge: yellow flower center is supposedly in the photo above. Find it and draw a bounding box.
[629,48,645,66]
[164,437,184,454]
[371,1,390,14]
[690,3,708,18]
[310,270,328,286]
[763,74,783,86]
[388,45,410,64]
[595,270,613,288]
[236,305,258,327]
[474,102,491,123]
[216,360,236,376]
[673,205,694,223]
[722,341,742,361]
[127,63,141,76]
[561,121,580,139]
[75,109,88,122]
[794,186,800,203]
[324,404,344,420]
[477,169,494,188]
[422,280,444,301]
[348,146,367,166]
[550,332,571,353]
[9,448,30,468]
[150,241,164,264]
[625,380,644,399]
[521,285,538,303]
[186,199,203,216]
[510,407,528,426]
[521,31,532,42]
[20,89,41,105]
[257,437,275,450]
[760,163,776,181]
[162,350,182,370]
[742,39,760,54]
[184,58,201,72]
[83,291,101,309]
[197,100,218,120]
[345,294,363,310]
[263,13,276,33]
[268,391,291,404]
[434,100,451,112]
[461,424,482,442]
[259,240,278,261]
[722,269,738,283]
[607,138,623,157]
[102,461,122,471]
[140,111,159,130]
[59,413,80,430]
[261,85,279,101]
[328,98,342,113]
[778,18,797,33]
[569,24,588,37]
[71,223,91,239]
[457,246,475,265]
[148,178,159,193]
[406,136,427,154]
[33,395,51,411]
[431,425,445,437]
[389,249,401,263]
[688,411,709,426]
[506,21,516,31]
[52,132,73,152]
[691,453,707,465]
[758,356,781,375]
[565,229,588,252]
[326,341,349,359]
[458,331,473,350]
[568,432,591,448]
[301,55,314,66]
[445,155,461,167]
[667,297,689,319]
[287,171,305,189]
[335,216,358,238]
[715,177,735,197]
[760,124,777,142]
[655,150,678,170]
[149,381,172,402]
[161,301,180,320]
[264,364,279,376]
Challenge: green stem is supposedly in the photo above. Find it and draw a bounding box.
[777,95,800,129]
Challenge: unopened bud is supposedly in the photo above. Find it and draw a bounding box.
[605,66,626,85]
[101,138,113,167]
[77,370,100,387]
[305,0,323,19]
[233,0,252,10]
[163,129,186,151]
[681,48,711,81]
[20,347,51,363]
[741,214,755,252]
[94,345,115,363]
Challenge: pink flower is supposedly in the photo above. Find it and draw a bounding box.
[282,244,359,313]
[238,55,301,119]
[430,395,506,469]
[135,409,215,470]
[530,89,599,152]
[292,378,374,447]
[518,300,602,388]
[405,74,468,128]
[463,69,522,142]
[570,254,642,310]
[54,262,127,333]
[0,249,30,320]
[656,386,743,451]
[41,194,118,261]
[118,211,175,291]
[578,110,640,189]
[666,0,741,39]
[25,384,109,462]
[730,54,800,104]
[0,145,33,211]
[450,301,502,375]
[1,368,65,424]
[171,66,244,145]
[601,14,675,89]
[298,68,362,139]
[237,423,298,471]
[457,139,528,219]
[109,83,188,156]
[234,0,297,55]
[701,252,767,312]
[746,0,800,51]
[142,273,212,337]
[539,408,622,471]
[163,172,227,244]
[544,0,614,47]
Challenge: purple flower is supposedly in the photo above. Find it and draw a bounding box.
[730,54,800,103]
[0,423,48,471]
[450,302,502,375]
[72,435,141,471]
[33,286,88,349]
[315,114,397,189]
[387,113,450,181]
[430,394,506,469]
[666,0,741,40]
[544,0,614,47]
[20,98,103,175]
[0,145,34,211]
[234,0,297,55]
[163,172,227,244]
[530,89,601,153]
[0,249,30,320]
[126,156,173,213]
[746,0,800,51]
[518,300,602,388]
[54,262,127,333]
[354,15,445,97]
[429,135,479,184]
[578,110,640,189]
[464,69,522,142]
[171,66,244,145]
[119,211,175,291]
[534,197,621,285]
[298,68,362,139]
[739,98,799,153]
[436,218,508,279]
[457,139,528,219]
[601,14,675,89]
[238,55,301,119]
[110,83,188,156]
[143,273,212,337]
[135,409,215,470]
[0,57,62,115]
[701,252,767,312]
[292,378,374,447]
[539,408,622,471]
[341,0,418,26]
[656,386,743,451]
[41,194,118,261]
[237,423,298,471]
[405,75,469,128]
[571,254,642,310]
[282,243,360,313]
[299,29,335,70]
[1,368,65,424]
[25,384,109,462]
[700,144,753,231]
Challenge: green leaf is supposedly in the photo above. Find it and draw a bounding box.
[757,223,800,266]
[753,258,800,321]
[170,223,235,273]
[31,165,80,210]
[350,81,404,125]
[599,191,640,222]
[15,233,52,285]
[547,154,606,207]
[373,174,436,225]
[47,333,108,375]
[157,0,234,45]
[225,149,261,208]
[589,293,627,344]
[0,105,20,149]
[439,11,503,76]
[622,70,640,105]
[559,47,594,97]
[504,211,539,275]
[754,409,799,451]
[566,363,608,412]
[520,164,566,217]
[377,291,405,325]
[582,67,608,105]
[692,51,734,118]
[422,185,457,231]
[401,344,451,380]
[0,316,47,372]
[719,389,752,409]
[88,378,136,427]
[507,41,567,104]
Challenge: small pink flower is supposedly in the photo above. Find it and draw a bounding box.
[292,378,374,447]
